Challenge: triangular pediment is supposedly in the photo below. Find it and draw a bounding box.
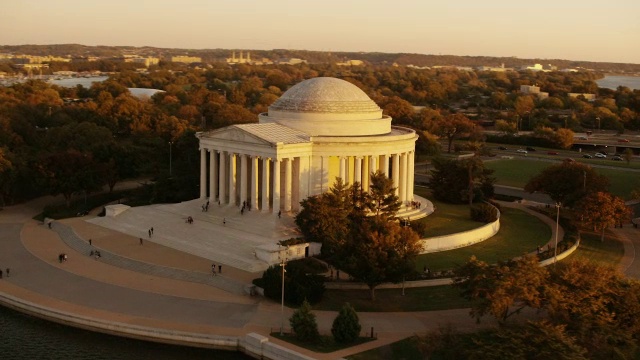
[203,126,273,146]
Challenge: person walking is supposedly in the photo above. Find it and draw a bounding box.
[139,238,143,245]
[218,264,222,274]
[278,210,281,219]
[89,239,92,246]
[211,264,216,276]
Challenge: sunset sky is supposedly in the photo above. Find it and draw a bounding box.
[1,0,638,63]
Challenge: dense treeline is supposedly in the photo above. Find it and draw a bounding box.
[1,61,639,206]
[2,44,640,72]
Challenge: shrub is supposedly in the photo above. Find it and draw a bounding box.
[470,203,499,223]
[252,261,326,306]
[331,303,362,343]
[290,300,319,342]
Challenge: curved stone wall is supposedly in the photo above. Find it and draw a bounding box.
[420,206,501,254]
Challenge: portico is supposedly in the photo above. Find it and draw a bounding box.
[196,77,419,214]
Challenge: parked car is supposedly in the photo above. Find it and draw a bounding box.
[612,155,623,161]
[595,153,607,158]
[618,139,630,143]
[498,146,508,150]
[582,154,593,159]
[516,149,528,154]
[526,147,536,152]
[547,151,559,155]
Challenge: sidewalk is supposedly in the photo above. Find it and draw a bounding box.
[0,194,494,360]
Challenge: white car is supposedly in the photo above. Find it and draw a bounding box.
[516,149,528,154]
[594,153,607,158]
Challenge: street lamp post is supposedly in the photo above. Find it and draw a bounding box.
[279,256,287,335]
[554,202,561,266]
[169,142,173,177]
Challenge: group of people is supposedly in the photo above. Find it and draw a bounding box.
[148,227,154,237]
[408,200,422,209]
[89,250,102,259]
[58,253,68,263]
[201,200,210,212]
[211,263,222,276]
[240,200,251,215]
[186,216,194,224]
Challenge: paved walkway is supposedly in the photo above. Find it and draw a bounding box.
[0,184,636,359]
[0,191,493,360]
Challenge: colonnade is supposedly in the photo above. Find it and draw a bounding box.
[199,148,415,213]
[335,152,415,205]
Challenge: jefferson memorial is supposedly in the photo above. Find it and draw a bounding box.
[196,77,423,216]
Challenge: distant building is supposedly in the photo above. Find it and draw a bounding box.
[276,58,307,65]
[336,59,364,66]
[171,56,202,64]
[129,57,160,67]
[477,63,513,72]
[520,63,544,71]
[569,93,596,101]
[226,51,251,64]
[520,85,549,100]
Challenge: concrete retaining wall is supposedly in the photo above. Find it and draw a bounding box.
[420,206,500,254]
[0,293,316,360]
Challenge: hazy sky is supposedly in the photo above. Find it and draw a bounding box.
[1,0,638,64]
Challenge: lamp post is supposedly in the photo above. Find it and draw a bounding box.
[169,141,173,177]
[554,202,561,266]
[279,256,287,335]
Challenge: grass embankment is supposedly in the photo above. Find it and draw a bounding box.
[271,333,374,353]
[485,159,640,199]
[415,206,550,273]
[569,231,625,266]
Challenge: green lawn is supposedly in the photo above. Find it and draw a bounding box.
[414,207,550,273]
[414,187,480,237]
[568,231,625,266]
[314,285,471,312]
[485,159,640,199]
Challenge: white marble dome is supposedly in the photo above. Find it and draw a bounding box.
[260,77,392,136]
[269,77,381,115]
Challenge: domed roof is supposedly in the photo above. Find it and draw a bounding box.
[269,77,381,114]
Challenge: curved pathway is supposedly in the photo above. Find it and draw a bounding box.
[0,194,495,360]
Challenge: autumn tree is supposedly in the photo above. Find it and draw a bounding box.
[453,255,548,322]
[574,192,630,241]
[524,162,608,207]
[432,113,475,153]
[42,150,105,207]
[428,157,495,205]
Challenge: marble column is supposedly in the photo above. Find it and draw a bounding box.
[262,158,270,212]
[240,154,247,206]
[339,156,346,182]
[209,149,217,201]
[228,153,237,206]
[354,157,362,185]
[400,152,408,203]
[251,156,259,210]
[272,159,281,212]
[382,155,390,177]
[362,156,370,191]
[408,151,415,201]
[369,155,377,185]
[392,153,400,196]
[284,158,292,212]
[200,148,207,199]
[219,151,226,204]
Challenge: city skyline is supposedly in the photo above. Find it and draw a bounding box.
[1,0,639,64]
